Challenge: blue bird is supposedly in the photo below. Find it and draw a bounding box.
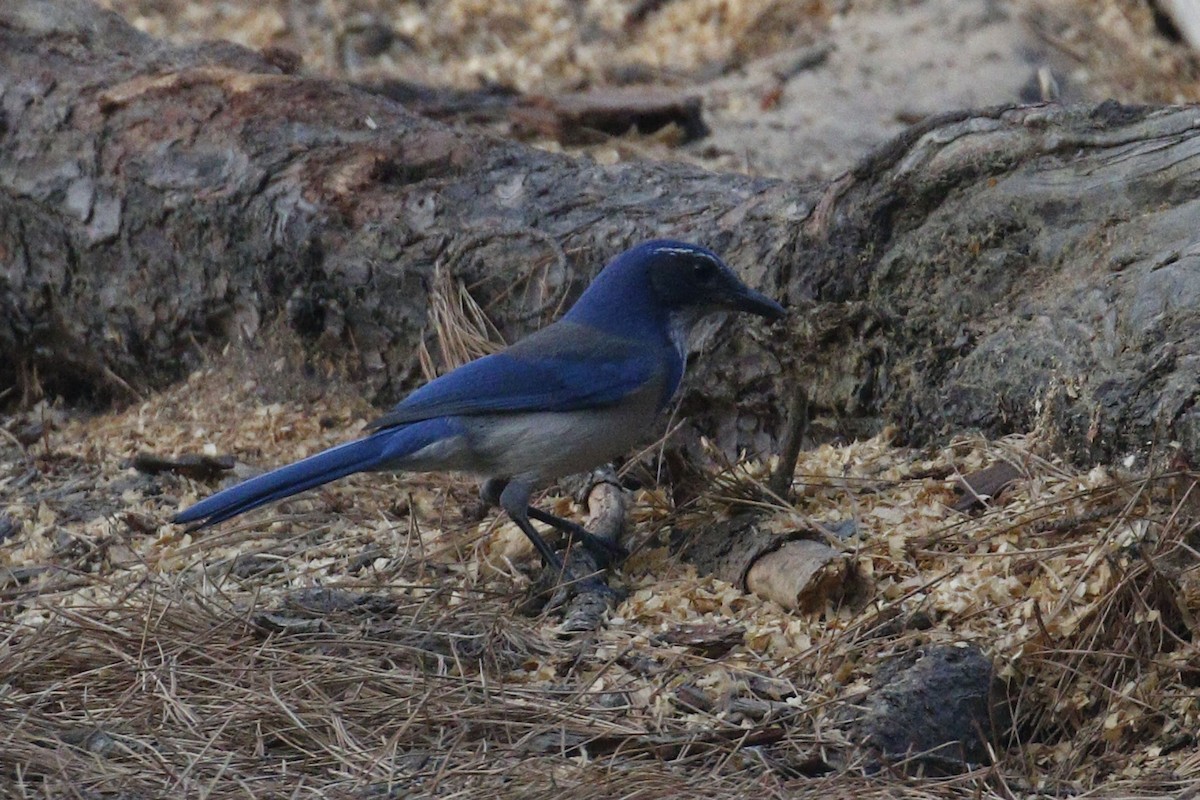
[173,240,785,573]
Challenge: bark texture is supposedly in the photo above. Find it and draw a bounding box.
[794,103,1200,462]
[3,0,1200,463]
[842,644,1009,774]
[0,0,796,456]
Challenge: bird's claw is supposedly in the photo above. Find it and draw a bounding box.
[521,547,623,626]
[541,572,618,616]
[572,530,628,568]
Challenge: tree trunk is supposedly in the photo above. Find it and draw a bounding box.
[3,0,1199,464]
[794,103,1200,463]
[0,0,798,455]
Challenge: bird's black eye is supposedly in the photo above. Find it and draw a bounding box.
[692,259,716,280]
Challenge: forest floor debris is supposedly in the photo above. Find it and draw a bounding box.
[2,348,1197,797]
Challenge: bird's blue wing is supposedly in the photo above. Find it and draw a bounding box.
[368,321,676,430]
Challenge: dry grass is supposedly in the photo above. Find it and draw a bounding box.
[2,341,1198,797]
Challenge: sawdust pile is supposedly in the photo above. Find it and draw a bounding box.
[95,0,1200,111]
[2,344,1198,797]
[98,0,826,93]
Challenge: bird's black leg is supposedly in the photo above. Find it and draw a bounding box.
[483,478,625,567]
[494,480,565,573]
[493,479,618,619]
[526,507,627,567]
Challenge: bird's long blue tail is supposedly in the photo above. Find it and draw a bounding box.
[172,418,460,529]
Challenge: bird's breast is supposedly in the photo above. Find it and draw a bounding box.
[456,377,665,482]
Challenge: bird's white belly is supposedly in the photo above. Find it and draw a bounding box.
[457,398,658,481]
[391,364,670,483]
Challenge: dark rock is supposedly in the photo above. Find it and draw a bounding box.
[849,644,1010,774]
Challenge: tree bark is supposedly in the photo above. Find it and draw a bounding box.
[3,0,1199,464]
[794,102,1200,463]
[841,644,1009,774]
[0,0,797,456]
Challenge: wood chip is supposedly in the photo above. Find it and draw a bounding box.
[952,461,1022,512]
[130,451,236,481]
[511,87,707,145]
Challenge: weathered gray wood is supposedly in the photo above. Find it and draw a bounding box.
[795,103,1200,463]
[3,1,1200,466]
[0,0,796,458]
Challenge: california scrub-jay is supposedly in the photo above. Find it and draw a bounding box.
[174,240,785,573]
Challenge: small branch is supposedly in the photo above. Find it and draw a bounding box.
[767,388,810,501]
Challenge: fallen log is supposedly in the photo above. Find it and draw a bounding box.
[0,0,793,459]
[794,102,1200,464]
[3,1,1200,468]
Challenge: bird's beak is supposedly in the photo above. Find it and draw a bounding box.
[729,285,786,321]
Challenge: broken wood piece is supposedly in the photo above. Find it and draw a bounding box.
[251,612,328,636]
[523,541,622,631]
[120,510,159,535]
[359,78,518,123]
[512,468,628,630]
[745,538,852,612]
[131,451,236,481]
[578,467,627,545]
[952,460,1022,512]
[510,87,708,145]
[555,468,628,631]
[552,559,622,633]
[672,683,797,722]
[652,622,745,658]
[673,515,856,612]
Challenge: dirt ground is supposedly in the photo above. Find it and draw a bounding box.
[3,0,1200,798]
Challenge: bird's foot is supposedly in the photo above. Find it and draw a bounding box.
[521,550,625,630]
[526,507,628,568]
[569,529,628,569]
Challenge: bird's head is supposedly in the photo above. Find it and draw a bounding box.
[563,240,785,335]
[639,241,786,321]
